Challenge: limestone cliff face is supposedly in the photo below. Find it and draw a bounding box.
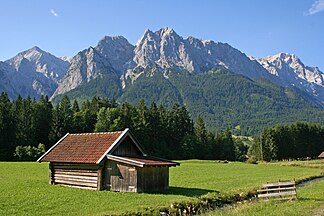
[132,27,270,79]
[259,53,324,104]
[259,53,323,87]
[0,61,16,99]
[51,47,116,99]
[3,47,69,99]
[1,27,323,107]
[6,46,69,83]
[95,36,135,74]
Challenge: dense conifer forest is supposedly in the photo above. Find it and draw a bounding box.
[251,123,324,161]
[0,92,323,162]
[0,93,242,161]
[53,70,324,135]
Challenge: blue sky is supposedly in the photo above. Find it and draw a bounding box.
[1,0,323,70]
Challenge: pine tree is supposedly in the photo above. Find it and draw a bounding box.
[12,96,36,147]
[194,115,208,159]
[94,107,109,132]
[33,95,53,148]
[49,96,73,144]
[0,93,15,160]
[59,95,73,133]
[72,100,80,113]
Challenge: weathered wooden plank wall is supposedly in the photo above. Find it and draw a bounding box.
[112,137,142,156]
[137,167,169,192]
[104,160,137,192]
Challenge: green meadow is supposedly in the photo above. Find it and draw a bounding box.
[206,179,324,216]
[0,160,323,215]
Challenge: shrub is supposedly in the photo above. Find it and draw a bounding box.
[14,143,45,161]
[246,156,258,164]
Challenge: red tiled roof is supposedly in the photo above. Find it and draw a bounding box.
[319,151,324,158]
[107,155,180,167]
[40,131,124,163]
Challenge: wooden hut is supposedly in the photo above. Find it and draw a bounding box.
[319,151,324,160]
[37,128,179,192]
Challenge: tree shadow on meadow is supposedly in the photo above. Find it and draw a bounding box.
[297,197,324,202]
[148,186,219,197]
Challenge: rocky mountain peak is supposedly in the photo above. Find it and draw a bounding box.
[9,46,48,64]
[23,46,43,59]
[135,28,181,48]
[259,53,324,104]
[29,45,42,52]
[159,27,174,34]
[97,35,132,49]
[51,46,117,99]
[134,28,192,72]
[2,46,70,99]
[6,46,69,83]
[95,35,134,73]
[158,27,182,43]
[132,27,272,77]
[1,27,323,107]
[135,29,153,47]
[157,27,179,38]
[271,53,303,67]
[259,53,322,83]
[68,46,110,79]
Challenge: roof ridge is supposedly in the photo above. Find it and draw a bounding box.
[70,131,123,136]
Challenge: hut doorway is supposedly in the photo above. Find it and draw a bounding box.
[104,160,137,192]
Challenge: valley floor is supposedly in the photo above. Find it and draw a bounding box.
[0,160,323,215]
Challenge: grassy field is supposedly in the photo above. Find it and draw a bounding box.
[261,159,324,169]
[0,160,323,215]
[206,180,324,216]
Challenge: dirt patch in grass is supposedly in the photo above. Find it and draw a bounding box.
[312,204,324,216]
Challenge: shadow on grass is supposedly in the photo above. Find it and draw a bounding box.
[148,186,219,197]
[298,197,324,202]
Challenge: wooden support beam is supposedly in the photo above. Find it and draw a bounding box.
[97,166,103,191]
[49,163,54,185]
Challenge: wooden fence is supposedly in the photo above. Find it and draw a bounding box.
[257,180,297,200]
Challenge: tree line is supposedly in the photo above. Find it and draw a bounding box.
[0,92,247,161]
[1,92,322,162]
[250,122,324,161]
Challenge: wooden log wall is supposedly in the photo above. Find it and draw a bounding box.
[51,163,100,190]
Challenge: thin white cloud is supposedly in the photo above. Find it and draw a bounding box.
[50,9,59,17]
[305,0,324,16]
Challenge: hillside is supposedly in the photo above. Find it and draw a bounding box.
[123,69,324,134]
[52,73,122,103]
[52,68,324,135]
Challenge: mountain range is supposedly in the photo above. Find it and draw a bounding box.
[0,27,323,133]
[1,46,69,99]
